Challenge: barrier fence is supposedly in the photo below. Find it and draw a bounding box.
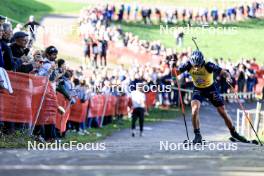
[0,71,263,134]
[0,72,157,134]
[236,102,264,139]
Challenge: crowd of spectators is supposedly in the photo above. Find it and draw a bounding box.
[0,15,90,140]
[80,2,264,26]
[78,5,263,105]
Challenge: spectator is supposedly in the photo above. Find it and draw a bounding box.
[222,10,227,24]
[126,4,131,20]
[239,5,245,20]
[147,8,152,24]
[174,9,179,23]
[83,36,92,65]
[2,23,13,44]
[67,78,87,135]
[24,15,41,42]
[134,5,139,20]
[0,24,4,68]
[13,23,23,33]
[118,4,125,22]
[38,46,58,76]
[155,8,162,24]
[237,63,246,93]
[57,70,75,102]
[10,32,33,73]
[248,4,256,18]
[187,9,193,26]
[130,83,146,137]
[182,8,187,25]
[49,58,66,91]
[250,58,259,71]
[176,31,184,47]
[141,8,148,25]
[50,59,65,82]
[92,39,99,68]
[0,16,5,25]
[211,7,219,25]
[98,36,108,67]
[246,65,257,93]
[0,25,14,70]
[31,50,44,74]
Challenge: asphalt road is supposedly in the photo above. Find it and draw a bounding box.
[0,102,263,176]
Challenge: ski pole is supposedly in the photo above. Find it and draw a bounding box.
[192,37,199,51]
[172,68,190,141]
[227,82,263,146]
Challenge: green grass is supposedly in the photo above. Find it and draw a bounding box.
[0,0,88,23]
[2,0,263,63]
[0,131,34,148]
[0,107,182,148]
[119,19,264,63]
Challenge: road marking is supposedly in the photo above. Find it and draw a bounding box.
[0,165,187,170]
[0,165,264,172]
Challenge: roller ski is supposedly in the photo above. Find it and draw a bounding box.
[229,130,259,145]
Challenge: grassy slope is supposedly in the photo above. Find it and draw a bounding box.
[1,0,263,62]
[119,19,264,63]
[0,0,88,23]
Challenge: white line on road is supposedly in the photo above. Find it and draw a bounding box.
[0,165,187,171]
[0,165,264,172]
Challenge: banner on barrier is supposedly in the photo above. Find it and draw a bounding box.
[116,95,131,116]
[0,72,57,125]
[56,92,70,133]
[146,92,157,109]
[88,94,106,118]
[69,99,89,123]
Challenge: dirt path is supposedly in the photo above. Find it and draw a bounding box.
[0,102,263,176]
[36,14,83,67]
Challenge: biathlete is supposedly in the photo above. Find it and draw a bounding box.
[176,50,248,144]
